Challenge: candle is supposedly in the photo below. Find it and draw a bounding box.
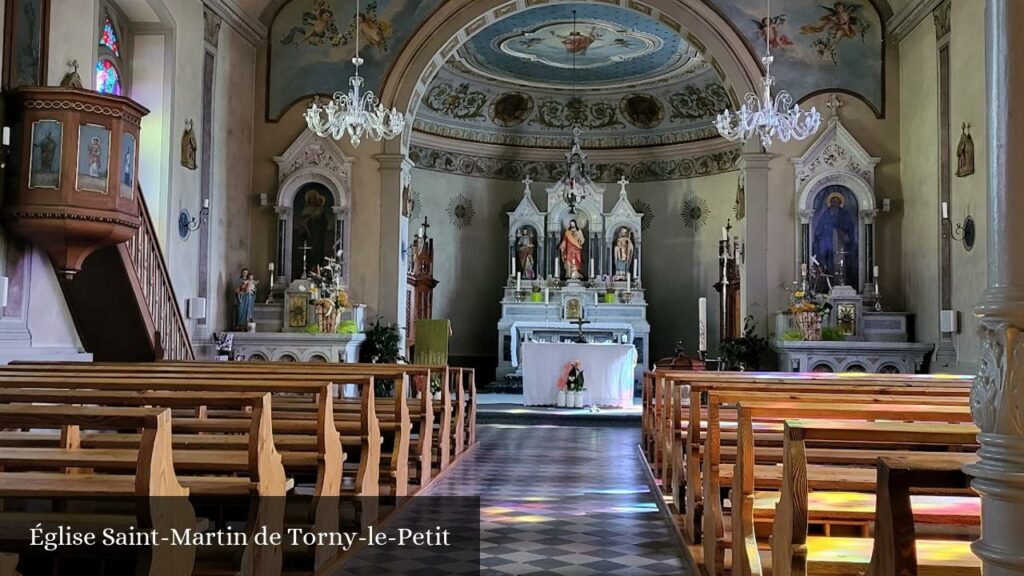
[941,201,949,219]
[544,288,549,303]
[2,127,10,146]
[873,265,880,279]
[626,272,632,293]
[698,297,707,353]
[516,272,521,291]
[722,226,728,241]
[268,262,275,273]
[418,226,425,238]
[202,198,210,209]
[555,258,560,279]
[633,258,638,278]
[589,258,594,279]
[595,292,599,304]
[511,255,516,275]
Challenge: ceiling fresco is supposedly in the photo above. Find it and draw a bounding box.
[458,3,703,90]
[708,0,884,114]
[266,0,885,122]
[413,62,730,149]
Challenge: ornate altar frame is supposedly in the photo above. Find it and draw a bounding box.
[545,178,606,279]
[272,129,353,286]
[793,112,880,294]
[508,181,546,278]
[604,178,643,280]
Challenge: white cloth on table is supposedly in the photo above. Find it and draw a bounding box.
[521,342,637,408]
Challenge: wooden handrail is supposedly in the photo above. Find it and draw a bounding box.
[124,190,194,360]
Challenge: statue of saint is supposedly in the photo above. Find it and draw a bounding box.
[812,192,856,285]
[516,227,536,279]
[613,227,634,279]
[559,219,585,280]
[234,268,257,330]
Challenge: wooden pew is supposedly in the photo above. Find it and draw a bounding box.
[724,401,970,573]
[696,390,971,555]
[0,372,382,500]
[770,420,980,576]
[643,370,973,481]
[867,454,979,576]
[7,361,467,489]
[668,379,971,541]
[0,405,196,576]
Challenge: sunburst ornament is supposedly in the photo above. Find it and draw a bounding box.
[630,199,655,231]
[447,194,475,229]
[682,195,711,231]
[408,189,422,220]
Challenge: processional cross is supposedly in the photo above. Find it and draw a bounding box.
[299,241,313,279]
[570,316,591,344]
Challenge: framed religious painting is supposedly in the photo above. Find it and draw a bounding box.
[28,119,61,189]
[3,0,50,90]
[76,123,111,193]
[119,132,136,199]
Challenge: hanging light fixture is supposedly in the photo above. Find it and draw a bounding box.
[715,0,820,148]
[562,10,587,214]
[304,0,405,147]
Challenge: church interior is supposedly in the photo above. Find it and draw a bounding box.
[0,0,1019,574]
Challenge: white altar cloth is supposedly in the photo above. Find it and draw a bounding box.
[521,342,637,408]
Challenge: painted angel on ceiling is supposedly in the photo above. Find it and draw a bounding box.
[800,2,871,65]
[339,1,393,54]
[281,0,343,47]
[553,26,601,55]
[754,15,794,49]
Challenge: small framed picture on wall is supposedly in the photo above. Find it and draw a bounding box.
[3,0,50,90]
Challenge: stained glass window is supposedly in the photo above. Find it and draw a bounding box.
[100,17,120,56]
[95,59,122,95]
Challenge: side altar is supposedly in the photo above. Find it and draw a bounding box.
[495,168,650,385]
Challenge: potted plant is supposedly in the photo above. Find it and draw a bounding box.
[565,361,585,407]
[720,317,773,371]
[785,283,832,341]
[531,285,543,302]
[359,316,405,395]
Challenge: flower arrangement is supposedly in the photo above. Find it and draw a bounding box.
[559,361,585,392]
[784,282,832,341]
[308,257,350,334]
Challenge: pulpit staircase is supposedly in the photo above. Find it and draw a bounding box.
[59,191,194,361]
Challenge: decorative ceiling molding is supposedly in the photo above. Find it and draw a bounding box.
[409,137,741,183]
[204,0,268,47]
[888,0,944,41]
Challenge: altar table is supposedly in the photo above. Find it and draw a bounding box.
[521,342,637,408]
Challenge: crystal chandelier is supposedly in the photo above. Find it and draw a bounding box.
[562,10,587,214]
[304,0,405,147]
[714,0,820,148]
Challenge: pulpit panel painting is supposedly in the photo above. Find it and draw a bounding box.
[291,183,336,280]
[811,185,858,288]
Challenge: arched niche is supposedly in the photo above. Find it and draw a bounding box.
[508,180,545,278]
[793,112,880,294]
[272,129,353,285]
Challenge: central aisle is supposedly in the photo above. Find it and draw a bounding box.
[432,425,690,575]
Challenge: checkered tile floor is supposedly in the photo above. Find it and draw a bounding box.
[430,424,689,575]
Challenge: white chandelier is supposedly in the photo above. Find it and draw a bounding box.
[715,0,820,148]
[304,0,405,147]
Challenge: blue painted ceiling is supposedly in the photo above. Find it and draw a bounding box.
[460,3,699,89]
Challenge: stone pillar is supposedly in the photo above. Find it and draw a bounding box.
[964,2,1024,574]
[375,153,413,343]
[739,152,772,336]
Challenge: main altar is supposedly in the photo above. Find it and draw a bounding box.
[495,155,650,387]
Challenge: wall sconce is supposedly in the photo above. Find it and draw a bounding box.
[178,199,210,240]
[0,127,11,170]
[186,297,207,320]
[940,201,976,251]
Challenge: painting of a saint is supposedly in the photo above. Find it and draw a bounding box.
[29,119,61,189]
[559,219,585,280]
[811,186,859,288]
[291,183,336,280]
[76,124,110,193]
[516,226,536,280]
[8,0,47,89]
[120,132,136,199]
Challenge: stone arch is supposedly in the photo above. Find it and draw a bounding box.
[375,0,763,155]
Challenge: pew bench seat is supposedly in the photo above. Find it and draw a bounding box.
[719,463,879,491]
[751,491,980,524]
[804,536,979,576]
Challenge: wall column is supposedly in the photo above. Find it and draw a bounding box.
[375,153,412,343]
[965,1,1024,574]
[739,152,772,337]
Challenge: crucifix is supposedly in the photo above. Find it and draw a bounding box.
[522,175,533,192]
[299,241,313,279]
[617,175,630,194]
[570,316,591,344]
[419,216,431,240]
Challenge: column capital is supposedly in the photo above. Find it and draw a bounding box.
[374,153,414,172]
[738,153,773,170]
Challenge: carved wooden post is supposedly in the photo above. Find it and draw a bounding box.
[964,2,1024,574]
